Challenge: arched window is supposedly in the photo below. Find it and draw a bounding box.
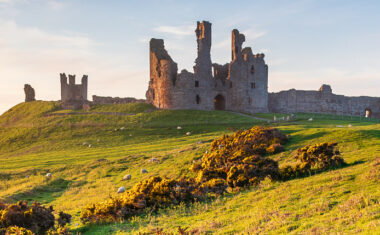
[250,65,255,74]
[196,95,201,104]
[195,80,199,87]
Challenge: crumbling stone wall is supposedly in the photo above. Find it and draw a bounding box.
[60,73,88,109]
[146,21,269,114]
[24,84,35,102]
[268,85,380,118]
[92,95,145,104]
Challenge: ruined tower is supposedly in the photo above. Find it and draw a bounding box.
[60,73,88,109]
[146,21,269,114]
[24,84,35,102]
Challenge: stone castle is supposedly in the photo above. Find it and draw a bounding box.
[146,21,269,113]
[23,20,380,118]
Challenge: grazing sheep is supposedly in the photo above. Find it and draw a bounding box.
[148,157,159,163]
[141,168,148,173]
[117,186,125,193]
[186,132,191,136]
[120,127,125,131]
[177,126,182,130]
[45,173,52,179]
[88,144,92,148]
[123,174,131,180]
[82,142,88,146]
[308,118,313,121]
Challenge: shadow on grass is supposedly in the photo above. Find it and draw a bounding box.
[7,178,71,204]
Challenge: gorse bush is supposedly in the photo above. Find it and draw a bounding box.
[280,142,346,179]
[80,176,203,223]
[193,127,287,188]
[0,201,71,235]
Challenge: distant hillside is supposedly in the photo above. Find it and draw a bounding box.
[0,102,379,234]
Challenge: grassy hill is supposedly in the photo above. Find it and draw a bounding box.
[0,101,379,234]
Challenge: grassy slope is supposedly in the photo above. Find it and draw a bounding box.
[0,101,379,234]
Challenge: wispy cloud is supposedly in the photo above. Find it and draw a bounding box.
[153,25,193,36]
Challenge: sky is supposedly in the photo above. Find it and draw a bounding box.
[0,0,379,114]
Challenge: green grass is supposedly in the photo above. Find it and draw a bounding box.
[0,101,379,234]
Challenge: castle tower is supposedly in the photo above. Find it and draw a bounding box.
[60,73,88,109]
[194,21,212,78]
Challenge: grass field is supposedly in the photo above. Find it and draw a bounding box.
[0,101,379,234]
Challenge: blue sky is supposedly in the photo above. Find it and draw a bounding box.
[0,0,379,114]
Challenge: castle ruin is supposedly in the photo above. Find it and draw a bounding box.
[60,73,88,109]
[146,21,269,113]
[24,84,35,102]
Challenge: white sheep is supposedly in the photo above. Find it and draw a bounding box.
[117,186,125,193]
[186,132,191,136]
[308,118,313,121]
[123,174,131,180]
[88,144,92,148]
[45,173,52,179]
[120,127,125,131]
[177,126,182,130]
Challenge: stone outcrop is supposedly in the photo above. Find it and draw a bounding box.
[92,95,145,105]
[268,85,380,118]
[24,84,35,102]
[60,73,88,109]
[146,21,269,113]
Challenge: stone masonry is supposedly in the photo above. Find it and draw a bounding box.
[146,21,268,113]
[24,84,35,102]
[60,73,88,109]
[268,85,380,118]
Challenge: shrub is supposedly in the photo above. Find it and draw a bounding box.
[0,201,71,235]
[80,176,202,223]
[280,142,346,179]
[193,127,286,188]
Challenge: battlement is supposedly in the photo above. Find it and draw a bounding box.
[60,73,88,109]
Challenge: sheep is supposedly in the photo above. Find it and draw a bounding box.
[117,186,125,193]
[88,144,92,148]
[82,142,88,146]
[123,174,131,180]
[177,126,182,130]
[120,127,125,131]
[45,173,52,179]
[186,132,191,136]
[348,124,352,128]
[308,118,313,121]
[141,168,148,173]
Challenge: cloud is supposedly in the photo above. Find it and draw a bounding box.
[242,29,267,40]
[47,0,66,11]
[153,25,193,36]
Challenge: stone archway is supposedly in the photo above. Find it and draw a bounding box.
[214,94,225,110]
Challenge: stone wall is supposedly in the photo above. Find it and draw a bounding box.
[60,73,88,109]
[24,84,35,102]
[92,95,145,104]
[146,21,269,114]
[268,85,380,118]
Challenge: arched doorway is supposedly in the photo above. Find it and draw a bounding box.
[214,94,225,110]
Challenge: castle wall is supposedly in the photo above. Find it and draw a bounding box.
[60,73,88,109]
[146,21,269,114]
[268,85,380,118]
[92,95,145,104]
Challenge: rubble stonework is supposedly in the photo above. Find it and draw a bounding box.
[24,84,35,102]
[92,95,145,104]
[146,21,269,113]
[60,73,88,109]
[268,85,380,118]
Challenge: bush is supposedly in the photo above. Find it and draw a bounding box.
[280,142,346,179]
[193,127,286,188]
[0,201,71,235]
[81,176,202,223]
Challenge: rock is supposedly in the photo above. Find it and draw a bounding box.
[141,168,148,173]
[177,126,182,130]
[336,125,344,128]
[205,150,209,154]
[88,144,92,148]
[196,140,204,145]
[26,175,30,179]
[123,174,131,180]
[348,124,352,127]
[186,132,191,136]
[148,157,159,163]
[97,139,100,142]
[286,116,290,121]
[308,118,313,121]
[45,173,52,179]
[117,186,125,193]
[114,128,118,131]
[120,127,125,131]
[129,134,133,137]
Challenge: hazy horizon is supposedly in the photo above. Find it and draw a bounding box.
[1,0,380,114]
